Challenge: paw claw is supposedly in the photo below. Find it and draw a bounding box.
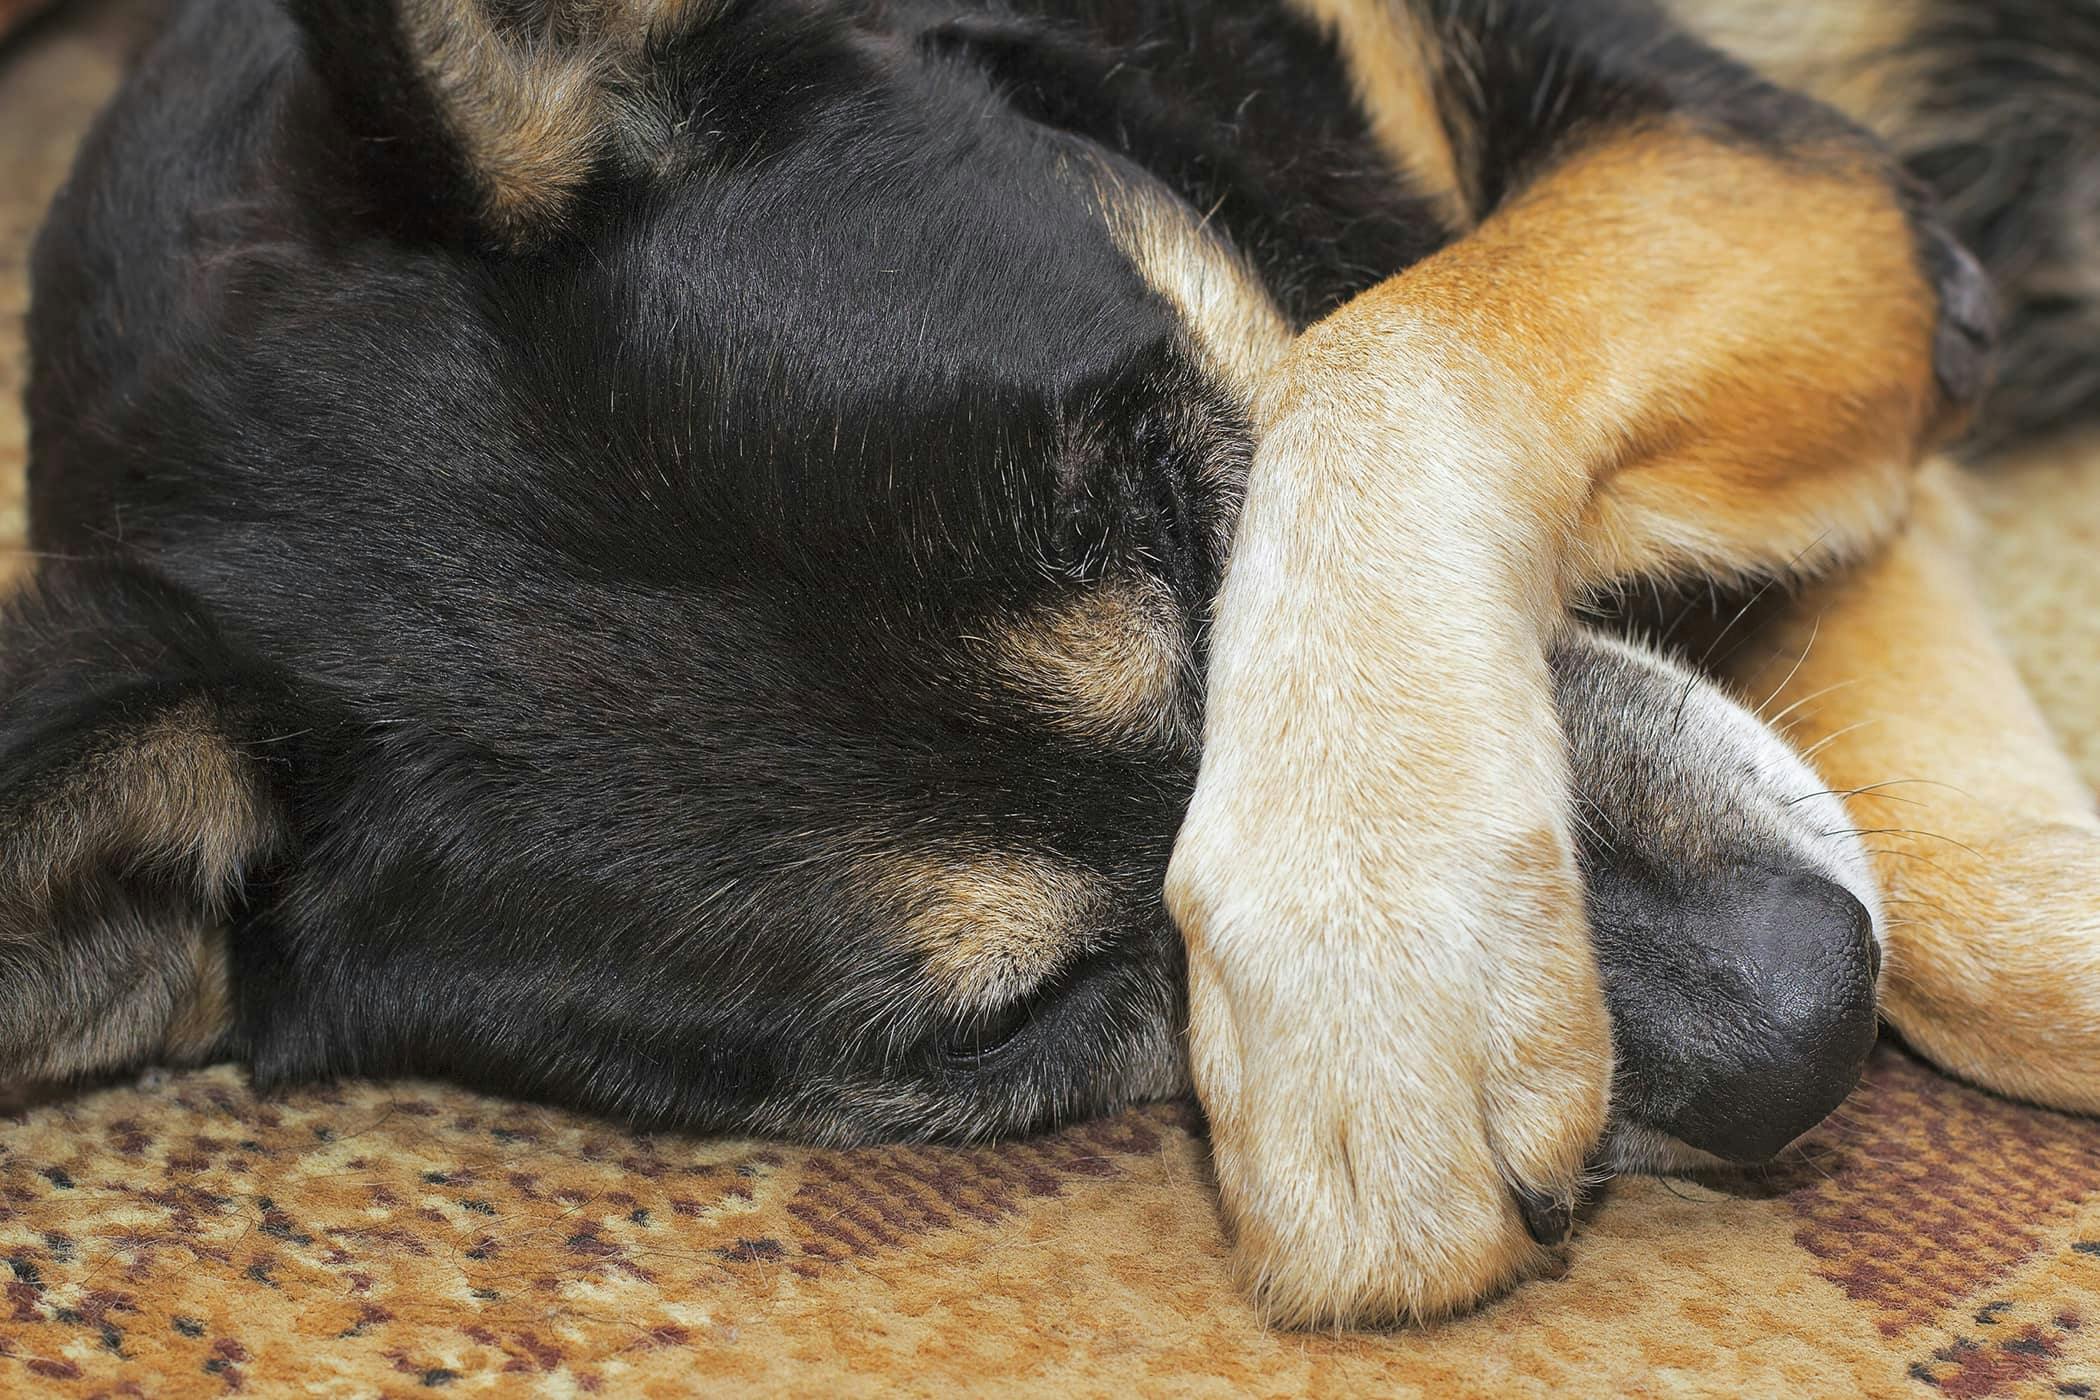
[1921,223,1997,419]
[1514,1186,1574,1248]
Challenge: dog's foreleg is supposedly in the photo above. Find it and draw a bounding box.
[1168,0,1984,1328]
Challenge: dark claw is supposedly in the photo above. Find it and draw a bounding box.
[1924,224,1997,418]
[1514,1186,1574,1247]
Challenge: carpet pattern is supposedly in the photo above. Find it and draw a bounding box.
[5,3,2100,1395]
[8,1055,2100,1396]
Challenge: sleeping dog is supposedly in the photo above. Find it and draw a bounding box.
[8,0,2100,1328]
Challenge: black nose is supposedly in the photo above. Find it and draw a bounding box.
[1589,865,1881,1166]
[1652,872,1880,1163]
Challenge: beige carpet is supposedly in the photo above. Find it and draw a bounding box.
[5,3,2100,1395]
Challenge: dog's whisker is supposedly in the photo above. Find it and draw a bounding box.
[1839,827,1987,860]
[1858,844,1955,873]
[1762,678,1863,735]
[1748,610,1826,719]
[1799,718,1884,762]
[1696,535,1830,676]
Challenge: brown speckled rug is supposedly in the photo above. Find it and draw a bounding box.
[6,3,2100,1395]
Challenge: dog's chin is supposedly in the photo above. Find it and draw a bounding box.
[1596,1120,1758,1175]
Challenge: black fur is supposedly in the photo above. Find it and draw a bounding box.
[922,1,1449,326]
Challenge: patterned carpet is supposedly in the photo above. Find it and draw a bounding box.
[5,3,2100,1395]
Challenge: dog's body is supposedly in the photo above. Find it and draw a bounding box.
[7,0,2100,1327]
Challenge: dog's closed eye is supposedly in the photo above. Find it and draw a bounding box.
[935,954,1099,1070]
[883,851,1113,1017]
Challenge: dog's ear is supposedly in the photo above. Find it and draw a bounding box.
[0,563,286,1087]
[284,0,707,248]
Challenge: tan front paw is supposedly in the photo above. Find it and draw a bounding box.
[1166,799,1612,1328]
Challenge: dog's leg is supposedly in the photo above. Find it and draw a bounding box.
[1723,461,2100,1113]
[0,565,278,1096]
[1168,0,1984,1329]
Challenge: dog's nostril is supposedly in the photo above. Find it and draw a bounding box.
[1648,871,1881,1165]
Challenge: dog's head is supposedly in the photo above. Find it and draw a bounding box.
[9,0,1879,1162]
[16,0,1259,1139]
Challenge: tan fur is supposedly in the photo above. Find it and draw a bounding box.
[1334,127,1942,592]
[1168,318,1607,1326]
[1722,461,2100,1117]
[554,0,710,47]
[980,574,1192,751]
[1,700,271,1082]
[396,0,712,241]
[1,699,276,914]
[1282,0,1471,227]
[162,927,236,1065]
[1086,165,1295,422]
[893,852,1110,1013]
[1168,117,1951,1327]
[1664,0,2100,1134]
[1083,161,1289,560]
[12,920,234,1082]
[399,0,609,240]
